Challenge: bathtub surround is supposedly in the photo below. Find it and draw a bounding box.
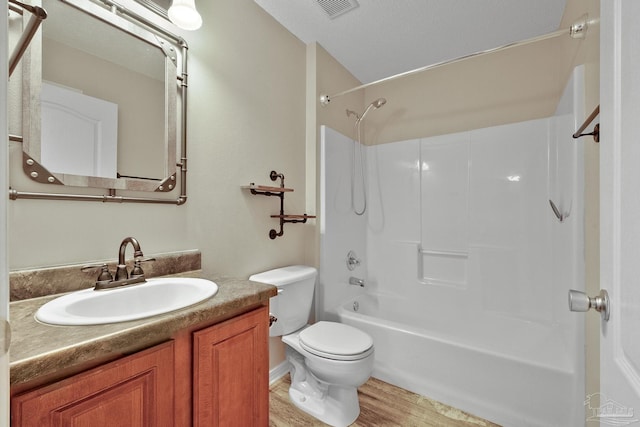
[319,67,585,426]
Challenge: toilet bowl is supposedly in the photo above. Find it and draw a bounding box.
[249,266,374,427]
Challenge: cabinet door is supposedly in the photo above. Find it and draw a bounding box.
[193,307,269,427]
[11,341,175,427]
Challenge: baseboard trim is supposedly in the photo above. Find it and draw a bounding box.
[269,361,290,385]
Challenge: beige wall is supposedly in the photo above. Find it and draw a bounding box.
[305,41,364,224]
[309,1,599,150]
[306,42,364,258]
[361,14,599,145]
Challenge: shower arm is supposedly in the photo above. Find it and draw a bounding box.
[319,15,595,106]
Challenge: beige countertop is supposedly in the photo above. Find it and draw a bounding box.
[9,271,277,388]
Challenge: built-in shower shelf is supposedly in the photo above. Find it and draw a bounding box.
[243,171,315,240]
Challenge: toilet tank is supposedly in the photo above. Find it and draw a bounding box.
[249,265,317,337]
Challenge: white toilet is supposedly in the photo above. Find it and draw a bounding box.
[250,265,374,427]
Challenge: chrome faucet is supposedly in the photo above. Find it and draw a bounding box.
[349,277,365,287]
[82,237,154,290]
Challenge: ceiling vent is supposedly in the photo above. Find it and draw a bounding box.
[316,0,359,19]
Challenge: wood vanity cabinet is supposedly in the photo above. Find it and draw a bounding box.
[192,306,269,426]
[11,306,270,427]
[11,341,176,426]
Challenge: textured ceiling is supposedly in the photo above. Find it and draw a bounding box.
[254,0,568,84]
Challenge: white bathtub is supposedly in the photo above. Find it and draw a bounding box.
[334,293,581,427]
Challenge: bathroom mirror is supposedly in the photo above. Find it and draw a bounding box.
[20,0,186,194]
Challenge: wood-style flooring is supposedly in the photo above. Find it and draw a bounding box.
[269,375,501,427]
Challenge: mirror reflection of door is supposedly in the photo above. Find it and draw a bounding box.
[41,0,167,181]
[41,82,118,178]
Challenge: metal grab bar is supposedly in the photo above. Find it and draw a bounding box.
[8,0,48,77]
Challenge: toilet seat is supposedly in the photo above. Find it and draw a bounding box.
[298,321,374,361]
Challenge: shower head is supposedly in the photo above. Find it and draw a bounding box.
[356,98,387,123]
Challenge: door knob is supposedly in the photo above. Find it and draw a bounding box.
[568,289,610,321]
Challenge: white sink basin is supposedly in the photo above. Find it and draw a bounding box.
[36,277,218,326]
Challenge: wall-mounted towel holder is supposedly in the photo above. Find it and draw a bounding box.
[242,171,316,239]
[572,105,600,143]
[550,105,598,222]
[549,199,569,223]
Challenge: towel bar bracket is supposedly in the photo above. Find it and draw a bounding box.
[572,105,600,143]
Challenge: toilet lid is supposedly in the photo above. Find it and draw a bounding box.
[299,321,373,361]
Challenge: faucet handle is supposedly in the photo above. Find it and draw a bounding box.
[130,257,156,278]
[81,264,113,284]
[346,250,361,271]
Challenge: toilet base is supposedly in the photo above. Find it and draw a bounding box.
[288,383,360,427]
[285,346,362,427]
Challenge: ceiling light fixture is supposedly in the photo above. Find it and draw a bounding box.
[168,0,202,31]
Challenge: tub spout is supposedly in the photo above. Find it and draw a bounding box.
[349,277,365,287]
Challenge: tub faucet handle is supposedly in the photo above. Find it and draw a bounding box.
[347,250,361,271]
